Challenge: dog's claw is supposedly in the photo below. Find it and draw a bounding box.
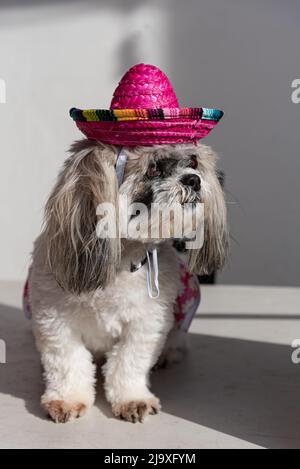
[43,400,87,423]
[112,397,160,423]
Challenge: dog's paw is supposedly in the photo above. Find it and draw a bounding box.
[43,400,87,423]
[153,329,188,370]
[154,346,186,370]
[112,397,161,423]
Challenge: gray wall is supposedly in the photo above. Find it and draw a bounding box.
[0,0,299,286]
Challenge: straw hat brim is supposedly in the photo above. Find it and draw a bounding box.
[70,107,223,147]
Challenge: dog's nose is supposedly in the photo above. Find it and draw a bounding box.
[181,174,201,191]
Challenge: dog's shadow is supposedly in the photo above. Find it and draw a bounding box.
[152,331,300,448]
[1,302,300,448]
[0,303,44,420]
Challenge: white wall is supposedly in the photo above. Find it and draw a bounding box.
[0,0,299,286]
[0,0,169,281]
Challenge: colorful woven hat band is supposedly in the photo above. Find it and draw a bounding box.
[70,63,224,146]
[70,107,223,123]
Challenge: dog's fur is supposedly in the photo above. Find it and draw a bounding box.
[29,140,228,423]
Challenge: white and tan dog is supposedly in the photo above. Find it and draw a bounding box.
[29,140,228,423]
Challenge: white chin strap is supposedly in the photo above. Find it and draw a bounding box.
[115,147,128,186]
[116,147,160,299]
[146,249,160,299]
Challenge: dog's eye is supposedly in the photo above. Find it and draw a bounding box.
[147,162,160,178]
[188,155,198,169]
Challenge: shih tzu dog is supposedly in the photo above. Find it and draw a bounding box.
[29,140,228,423]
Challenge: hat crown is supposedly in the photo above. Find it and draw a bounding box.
[110,63,179,109]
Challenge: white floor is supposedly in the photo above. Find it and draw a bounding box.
[0,281,300,449]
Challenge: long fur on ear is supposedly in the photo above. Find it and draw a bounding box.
[44,139,120,294]
[187,145,229,275]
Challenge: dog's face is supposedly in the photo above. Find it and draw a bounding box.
[122,145,203,205]
[119,144,228,272]
[44,140,228,294]
[119,144,210,242]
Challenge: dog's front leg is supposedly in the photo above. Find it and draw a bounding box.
[36,327,96,423]
[103,318,169,423]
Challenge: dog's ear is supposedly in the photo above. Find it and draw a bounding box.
[44,140,120,294]
[187,147,229,275]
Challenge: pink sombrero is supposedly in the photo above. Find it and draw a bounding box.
[70,63,223,147]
